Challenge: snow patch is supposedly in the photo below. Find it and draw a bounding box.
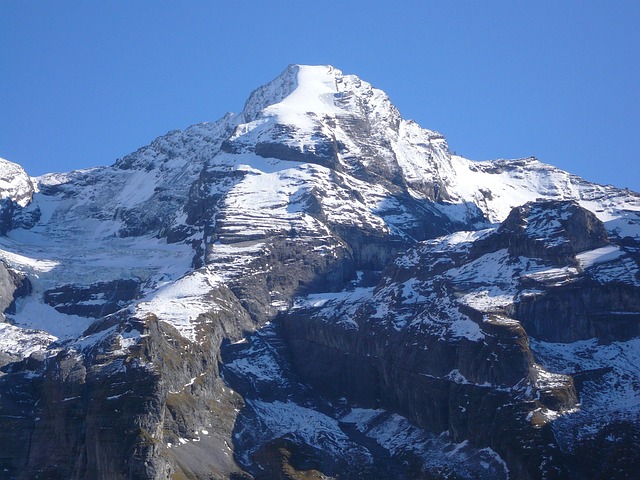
[136,269,224,342]
[576,245,625,269]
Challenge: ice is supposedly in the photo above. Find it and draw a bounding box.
[10,296,94,340]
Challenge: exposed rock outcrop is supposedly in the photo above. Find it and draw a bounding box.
[44,279,141,318]
[0,261,31,319]
[0,66,639,479]
[0,281,255,479]
[278,200,639,479]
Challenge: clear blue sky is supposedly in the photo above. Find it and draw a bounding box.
[2,1,639,191]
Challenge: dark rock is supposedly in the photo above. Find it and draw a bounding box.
[0,260,31,318]
[498,200,609,264]
[254,137,341,171]
[281,303,573,480]
[0,199,40,236]
[273,200,633,479]
[514,280,640,342]
[44,279,141,318]
[0,279,255,479]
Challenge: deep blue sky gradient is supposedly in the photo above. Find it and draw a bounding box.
[1,1,639,191]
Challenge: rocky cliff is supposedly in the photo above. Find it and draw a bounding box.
[0,65,639,479]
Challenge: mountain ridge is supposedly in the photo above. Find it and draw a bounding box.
[0,65,638,479]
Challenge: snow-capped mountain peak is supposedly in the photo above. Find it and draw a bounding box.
[240,64,398,122]
[242,64,343,123]
[228,65,450,201]
[1,66,639,480]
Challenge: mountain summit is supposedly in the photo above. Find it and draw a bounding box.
[0,66,639,479]
[226,63,454,203]
[241,65,352,121]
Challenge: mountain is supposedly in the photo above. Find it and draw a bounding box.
[0,64,638,479]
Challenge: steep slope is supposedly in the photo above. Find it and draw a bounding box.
[0,65,638,479]
[281,200,640,478]
[446,156,640,236]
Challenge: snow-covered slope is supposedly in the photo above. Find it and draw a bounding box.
[445,156,640,234]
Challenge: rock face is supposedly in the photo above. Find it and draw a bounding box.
[0,261,30,318]
[280,199,640,479]
[0,158,38,235]
[0,65,639,479]
[44,279,141,318]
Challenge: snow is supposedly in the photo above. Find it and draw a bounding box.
[0,65,637,433]
[0,153,200,348]
[106,390,132,400]
[232,66,355,160]
[0,323,56,357]
[601,209,640,238]
[112,329,142,355]
[293,286,373,310]
[9,296,94,340]
[576,245,624,268]
[588,255,640,285]
[0,228,194,343]
[449,316,486,341]
[136,269,224,342]
[446,250,547,311]
[169,374,206,394]
[0,66,638,480]
[446,156,545,223]
[531,337,640,447]
[521,265,580,287]
[0,237,59,273]
[394,121,453,194]
[443,156,640,238]
[340,408,510,479]
[113,169,158,206]
[210,153,394,239]
[239,399,370,464]
[484,314,522,327]
[532,364,573,390]
[446,369,472,385]
[224,324,294,394]
[264,65,343,123]
[0,157,35,207]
